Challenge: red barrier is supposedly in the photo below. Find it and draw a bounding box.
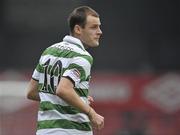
[1,72,180,135]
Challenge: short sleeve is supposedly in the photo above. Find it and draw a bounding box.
[62,57,91,87]
[32,69,40,81]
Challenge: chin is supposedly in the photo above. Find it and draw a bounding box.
[91,44,99,48]
[95,44,100,47]
[93,42,100,47]
[86,41,99,48]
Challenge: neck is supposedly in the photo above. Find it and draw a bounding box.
[70,33,88,49]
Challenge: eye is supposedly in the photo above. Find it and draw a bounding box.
[90,25,99,29]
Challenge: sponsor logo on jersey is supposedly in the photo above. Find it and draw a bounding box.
[72,68,81,79]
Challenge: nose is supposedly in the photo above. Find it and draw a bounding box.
[97,27,102,35]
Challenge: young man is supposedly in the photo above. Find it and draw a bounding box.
[27,6,104,135]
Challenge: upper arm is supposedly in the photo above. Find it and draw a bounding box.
[56,77,74,93]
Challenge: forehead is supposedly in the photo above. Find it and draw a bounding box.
[86,15,101,25]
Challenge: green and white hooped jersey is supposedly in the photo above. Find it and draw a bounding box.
[32,35,93,135]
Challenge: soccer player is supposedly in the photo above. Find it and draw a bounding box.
[26,6,104,135]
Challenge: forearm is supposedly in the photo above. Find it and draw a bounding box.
[56,77,104,130]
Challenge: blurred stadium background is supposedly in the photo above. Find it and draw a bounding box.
[0,0,180,135]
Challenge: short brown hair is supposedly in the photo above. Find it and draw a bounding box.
[68,6,99,34]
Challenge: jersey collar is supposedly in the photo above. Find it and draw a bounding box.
[63,35,85,51]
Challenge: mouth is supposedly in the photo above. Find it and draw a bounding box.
[95,37,100,40]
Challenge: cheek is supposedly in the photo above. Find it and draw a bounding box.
[82,30,95,43]
[84,32,93,41]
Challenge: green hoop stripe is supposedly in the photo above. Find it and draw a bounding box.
[37,119,92,131]
[36,63,87,82]
[38,84,88,97]
[36,64,63,76]
[38,84,56,94]
[39,101,80,114]
[36,64,43,73]
[74,88,88,97]
[42,47,93,65]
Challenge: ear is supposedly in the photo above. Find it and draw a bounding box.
[74,25,82,35]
